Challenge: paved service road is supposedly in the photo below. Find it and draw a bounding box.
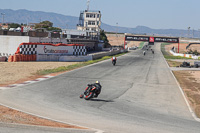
[0,43,200,133]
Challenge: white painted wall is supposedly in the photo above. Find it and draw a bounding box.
[59,55,92,62]
[0,35,29,56]
[37,55,92,62]
[170,50,200,59]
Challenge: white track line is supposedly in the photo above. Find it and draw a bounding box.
[0,75,54,90]
[0,103,104,133]
[162,46,200,122]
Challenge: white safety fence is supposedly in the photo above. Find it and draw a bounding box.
[170,50,200,60]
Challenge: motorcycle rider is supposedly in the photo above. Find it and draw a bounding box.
[151,49,154,54]
[93,81,102,98]
[80,81,102,98]
[112,56,117,65]
[143,51,146,56]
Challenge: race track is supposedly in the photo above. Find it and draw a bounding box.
[0,43,200,133]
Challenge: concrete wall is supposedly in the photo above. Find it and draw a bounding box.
[59,55,92,62]
[92,50,122,60]
[37,55,92,62]
[0,35,29,56]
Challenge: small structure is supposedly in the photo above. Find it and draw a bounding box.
[77,10,101,33]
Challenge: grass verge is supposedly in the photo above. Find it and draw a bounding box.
[139,42,145,49]
[37,52,127,75]
[166,60,182,67]
[164,55,192,60]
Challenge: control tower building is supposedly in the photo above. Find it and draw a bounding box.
[77,10,101,36]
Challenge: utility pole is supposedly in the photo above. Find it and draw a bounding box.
[188,27,190,38]
[87,0,90,11]
[116,22,118,37]
[116,22,119,45]
[1,13,5,24]
[193,29,194,38]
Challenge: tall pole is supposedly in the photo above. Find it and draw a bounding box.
[188,27,190,38]
[193,29,194,38]
[87,0,90,11]
[1,13,5,24]
[124,36,126,49]
[116,22,119,45]
[116,22,118,37]
[178,42,180,53]
[178,38,180,53]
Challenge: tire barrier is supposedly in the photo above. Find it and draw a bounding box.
[8,54,37,62]
[8,43,88,62]
[8,55,13,62]
[0,56,7,62]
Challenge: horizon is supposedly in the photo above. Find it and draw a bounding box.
[0,0,200,31]
[0,8,196,31]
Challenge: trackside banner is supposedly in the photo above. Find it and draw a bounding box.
[125,36,149,42]
[37,45,74,55]
[125,36,179,43]
[15,43,86,56]
[154,37,179,43]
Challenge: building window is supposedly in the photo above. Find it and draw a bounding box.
[88,21,95,25]
[86,13,96,18]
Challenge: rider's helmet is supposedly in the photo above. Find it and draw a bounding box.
[96,81,100,84]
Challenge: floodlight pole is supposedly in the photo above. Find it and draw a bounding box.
[1,13,5,24]
[178,39,180,53]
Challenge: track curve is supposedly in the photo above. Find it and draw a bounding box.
[0,43,200,133]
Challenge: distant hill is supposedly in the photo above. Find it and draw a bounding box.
[0,9,199,37]
[0,9,78,29]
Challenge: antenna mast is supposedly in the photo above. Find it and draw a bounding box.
[87,0,90,11]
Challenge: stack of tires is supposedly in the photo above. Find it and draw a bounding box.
[8,54,36,62]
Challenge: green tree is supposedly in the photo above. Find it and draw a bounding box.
[100,30,111,48]
[9,23,21,28]
[47,27,61,32]
[35,21,61,31]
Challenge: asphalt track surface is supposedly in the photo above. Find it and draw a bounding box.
[0,43,200,133]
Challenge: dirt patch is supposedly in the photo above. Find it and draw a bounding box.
[106,34,124,46]
[0,105,86,129]
[165,42,200,54]
[106,34,142,48]
[0,62,78,86]
[166,60,182,67]
[173,71,200,118]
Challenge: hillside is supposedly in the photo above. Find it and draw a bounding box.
[0,9,199,37]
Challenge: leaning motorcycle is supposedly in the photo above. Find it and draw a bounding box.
[80,84,97,100]
[112,60,116,66]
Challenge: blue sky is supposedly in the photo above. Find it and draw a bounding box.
[0,0,199,30]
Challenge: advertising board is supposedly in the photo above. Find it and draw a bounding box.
[37,45,74,55]
[125,36,179,43]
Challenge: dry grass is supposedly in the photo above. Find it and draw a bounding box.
[166,60,182,67]
[0,62,78,86]
[173,71,200,118]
